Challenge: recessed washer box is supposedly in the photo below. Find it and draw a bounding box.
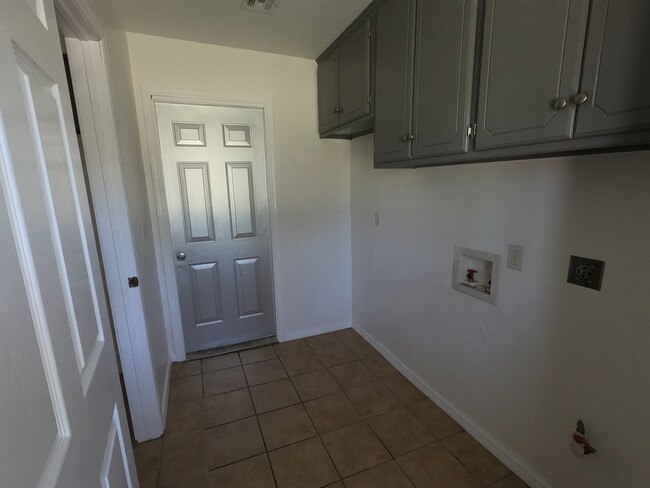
[452,246,500,304]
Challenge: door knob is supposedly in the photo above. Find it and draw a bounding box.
[176,252,187,261]
[554,98,568,110]
[574,92,589,105]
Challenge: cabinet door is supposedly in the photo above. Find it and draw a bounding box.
[412,0,478,159]
[317,49,340,134]
[339,18,372,126]
[475,0,590,150]
[374,0,417,164]
[575,0,650,137]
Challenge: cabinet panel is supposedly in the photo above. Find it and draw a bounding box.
[412,0,478,159]
[317,49,340,134]
[374,0,416,164]
[575,0,650,136]
[339,18,372,126]
[475,0,590,150]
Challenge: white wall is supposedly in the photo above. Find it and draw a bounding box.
[126,33,352,342]
[351,134,650,488]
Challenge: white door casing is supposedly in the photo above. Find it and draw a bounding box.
[154,102,276,353]
[0,0,137,486]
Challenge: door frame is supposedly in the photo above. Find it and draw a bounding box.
[56,0,166,442]
[141,87,283,361]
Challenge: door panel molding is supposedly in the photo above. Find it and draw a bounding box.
[189,262,224,326]
[234,257,263,318]
[141,87,282,359]
[17,48,107,395]
[178,162,216,243]
[0,109,71,488]
[226,161,257,239]
[100,405,135,488]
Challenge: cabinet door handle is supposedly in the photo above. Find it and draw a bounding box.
[333,107,340,114]
[574,92,589,105]
[554,98,568,110]
[408,134,415,141]
[401,134,415,142]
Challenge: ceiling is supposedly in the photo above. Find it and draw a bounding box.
[110,0,374,59]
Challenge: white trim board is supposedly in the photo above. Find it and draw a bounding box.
[55,0,103,40]
[65,38,164,442]
[352,322,549,488]
[140,86,284,360]
[160,359,172,426]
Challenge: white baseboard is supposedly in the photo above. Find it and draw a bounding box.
[279,323,351,342]
[160,358,172,431]
[352,322,547,488]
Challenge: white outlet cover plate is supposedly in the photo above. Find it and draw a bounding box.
[507,244,523,271]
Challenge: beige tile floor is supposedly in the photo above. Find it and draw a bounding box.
[134,329,530,488]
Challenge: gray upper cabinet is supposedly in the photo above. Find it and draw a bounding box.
[318,0,650,167]
[317,18,372,136]
[412,0,478,159]
[575,0,650,137]
[475,0,591,151]
[375,0,478,165]
[374,0,416,164]
[339,18,372,126]
[317,49,340,134]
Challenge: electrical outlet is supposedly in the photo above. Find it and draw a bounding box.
[507,245,523,271]
[567,255,605,291]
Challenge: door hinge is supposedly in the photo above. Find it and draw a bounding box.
[467,123,477,138]
[368,95,372,105]
[368,29,372,39]
[128,276,139,288]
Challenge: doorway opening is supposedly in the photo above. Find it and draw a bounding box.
[152,101,277,355]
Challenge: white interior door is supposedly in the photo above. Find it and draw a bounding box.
[155,102,276,353]
[0,1,137,487]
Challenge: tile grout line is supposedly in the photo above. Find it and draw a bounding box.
[252,408,280,488]
[298,392,345,484]
[443,444,489,487]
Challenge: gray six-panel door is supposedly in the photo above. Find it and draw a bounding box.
[374,0,417,164]
[412,0,478,159]
[339,17,372,126]
[575,0,650,137]
[317,49,340,134]
[475,0,591,150]
[156,103,276,353]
